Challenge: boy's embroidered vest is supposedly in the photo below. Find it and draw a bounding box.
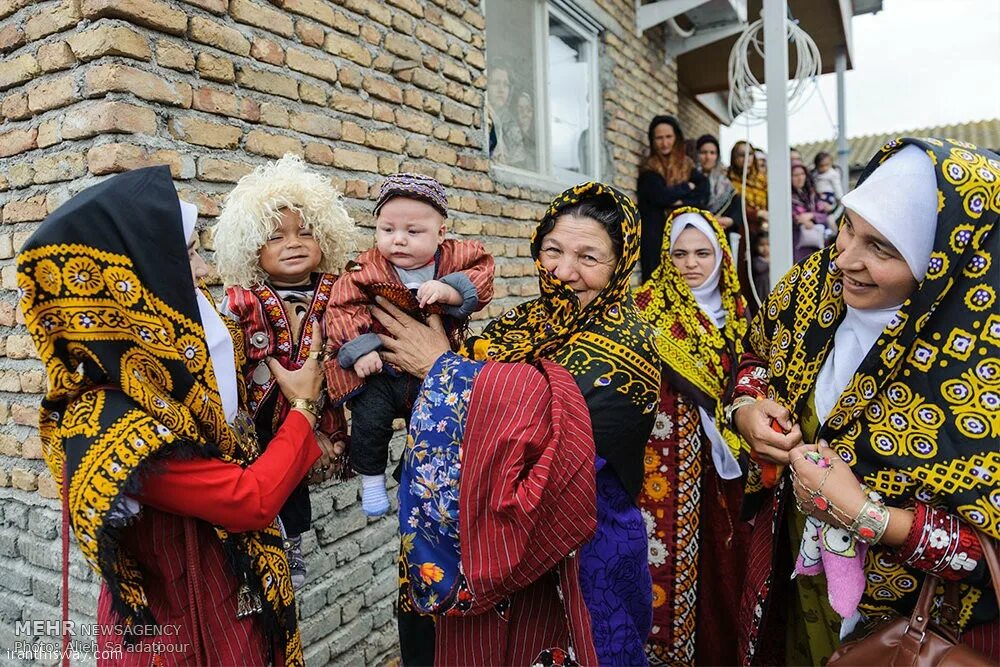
[226,273,338,433]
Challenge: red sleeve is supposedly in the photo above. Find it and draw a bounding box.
[887,501,989,584]
[730,351,769,401]
[459,241,495,312]
[136,411,321,532]
[440,239,494,312]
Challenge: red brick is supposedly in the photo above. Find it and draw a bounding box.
[179,0,228,14]
[362,76,403,104]
[332,147,378,173]
[36,41,77,71]
[191,87,259,121]
[0,53,39,91]
[31,150,87,184]
[324,32,371,67]
[85,63,192,108]
[81,0,187,36]
[68,23,151,61]
[295,20,324,48]
[0,23,25,53]
[303,142,334,166]
[27,74,75,113]
[196,52,235,83]
[197,157,254,183]
[24,0,81,41]
[3,195,47,223]
[62,101,158,139]
[230,0,293,38]
[189,16,250,56]
[245,129,303,158]
[156,40,195,71]
[279,0,338,28]
[251,37,284,66]
[289,110,340,139]
[0,127,36,158]
[236,65,299,99]
[286,48,338,84]
[168,116,242,148]
[0,92,29,120]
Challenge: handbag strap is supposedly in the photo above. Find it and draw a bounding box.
[906,530,1000,637]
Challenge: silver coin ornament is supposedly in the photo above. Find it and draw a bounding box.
[252,362,272,385]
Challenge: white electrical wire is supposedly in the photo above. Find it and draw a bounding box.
[727,14,822,307]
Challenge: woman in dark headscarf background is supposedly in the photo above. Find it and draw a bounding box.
[637,115,709,280]
[374,183,661,665]
[16,166,328,666]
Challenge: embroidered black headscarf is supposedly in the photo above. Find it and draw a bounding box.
[462,182,661,496]
[16,166,303,665]
[748,138,999,539]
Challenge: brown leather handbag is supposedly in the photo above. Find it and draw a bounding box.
[827,532,999,667]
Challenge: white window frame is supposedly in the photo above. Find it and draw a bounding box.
[487,0,603,190]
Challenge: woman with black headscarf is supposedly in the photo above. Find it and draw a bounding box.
[16,166,328,666]
[373,183,660,665]
[637,115,709,281]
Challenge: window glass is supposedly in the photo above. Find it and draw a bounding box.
[548,13,592,176]
[484,1,598,179]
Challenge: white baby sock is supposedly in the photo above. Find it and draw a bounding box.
[360,473,390,517]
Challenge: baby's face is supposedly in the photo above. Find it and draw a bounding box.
[259,208,322,285]
[375,198,445,270]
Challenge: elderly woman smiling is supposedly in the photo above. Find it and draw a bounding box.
[374,183,661,666]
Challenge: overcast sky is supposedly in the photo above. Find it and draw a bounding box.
[718,0,1000,156]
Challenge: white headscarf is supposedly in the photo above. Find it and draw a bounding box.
[180,198,239,423]
[668,212,741,479]
[669,212,726,328]
[815,146,938,423]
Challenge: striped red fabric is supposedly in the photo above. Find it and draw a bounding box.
[435,359,599,665]
[95,512,270,666]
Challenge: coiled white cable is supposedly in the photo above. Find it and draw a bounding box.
[727,15,822,306]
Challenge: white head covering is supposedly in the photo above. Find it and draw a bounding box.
[667,212,741,479]
[180,198,239,423]
[840,144,938,281]
[815,145,938,423]
[669,212,726,328]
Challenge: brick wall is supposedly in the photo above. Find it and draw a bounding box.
[677,83,721,149]
[0,0,692,663]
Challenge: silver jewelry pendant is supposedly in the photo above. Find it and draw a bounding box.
[250,331,270,349]
[236,582,263,618]
[252,362,271,385]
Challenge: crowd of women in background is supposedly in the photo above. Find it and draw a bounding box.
[18,107,998,667]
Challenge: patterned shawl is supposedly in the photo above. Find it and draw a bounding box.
[16,167,303,665]
[730,167,768,211]
[634,206,749,456]
[461,182,661,497]
[747,137,999,539]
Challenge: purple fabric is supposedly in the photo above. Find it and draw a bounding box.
[373,172,449,217]
[578,458,652,666]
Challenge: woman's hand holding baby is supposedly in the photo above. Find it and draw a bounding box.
[417,279,461,308]
[354,350,383,378]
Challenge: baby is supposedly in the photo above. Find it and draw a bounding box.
[214,153,357,589]
[324,173,494,516]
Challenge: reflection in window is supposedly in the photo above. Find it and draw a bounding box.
[485,0,538,171]
[485,1,600,180]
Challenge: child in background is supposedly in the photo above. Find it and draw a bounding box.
[214,153,358,589]
[324,173,494,517]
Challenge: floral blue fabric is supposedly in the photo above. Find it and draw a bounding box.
[578,457,653,667]
[399,351,484,614]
